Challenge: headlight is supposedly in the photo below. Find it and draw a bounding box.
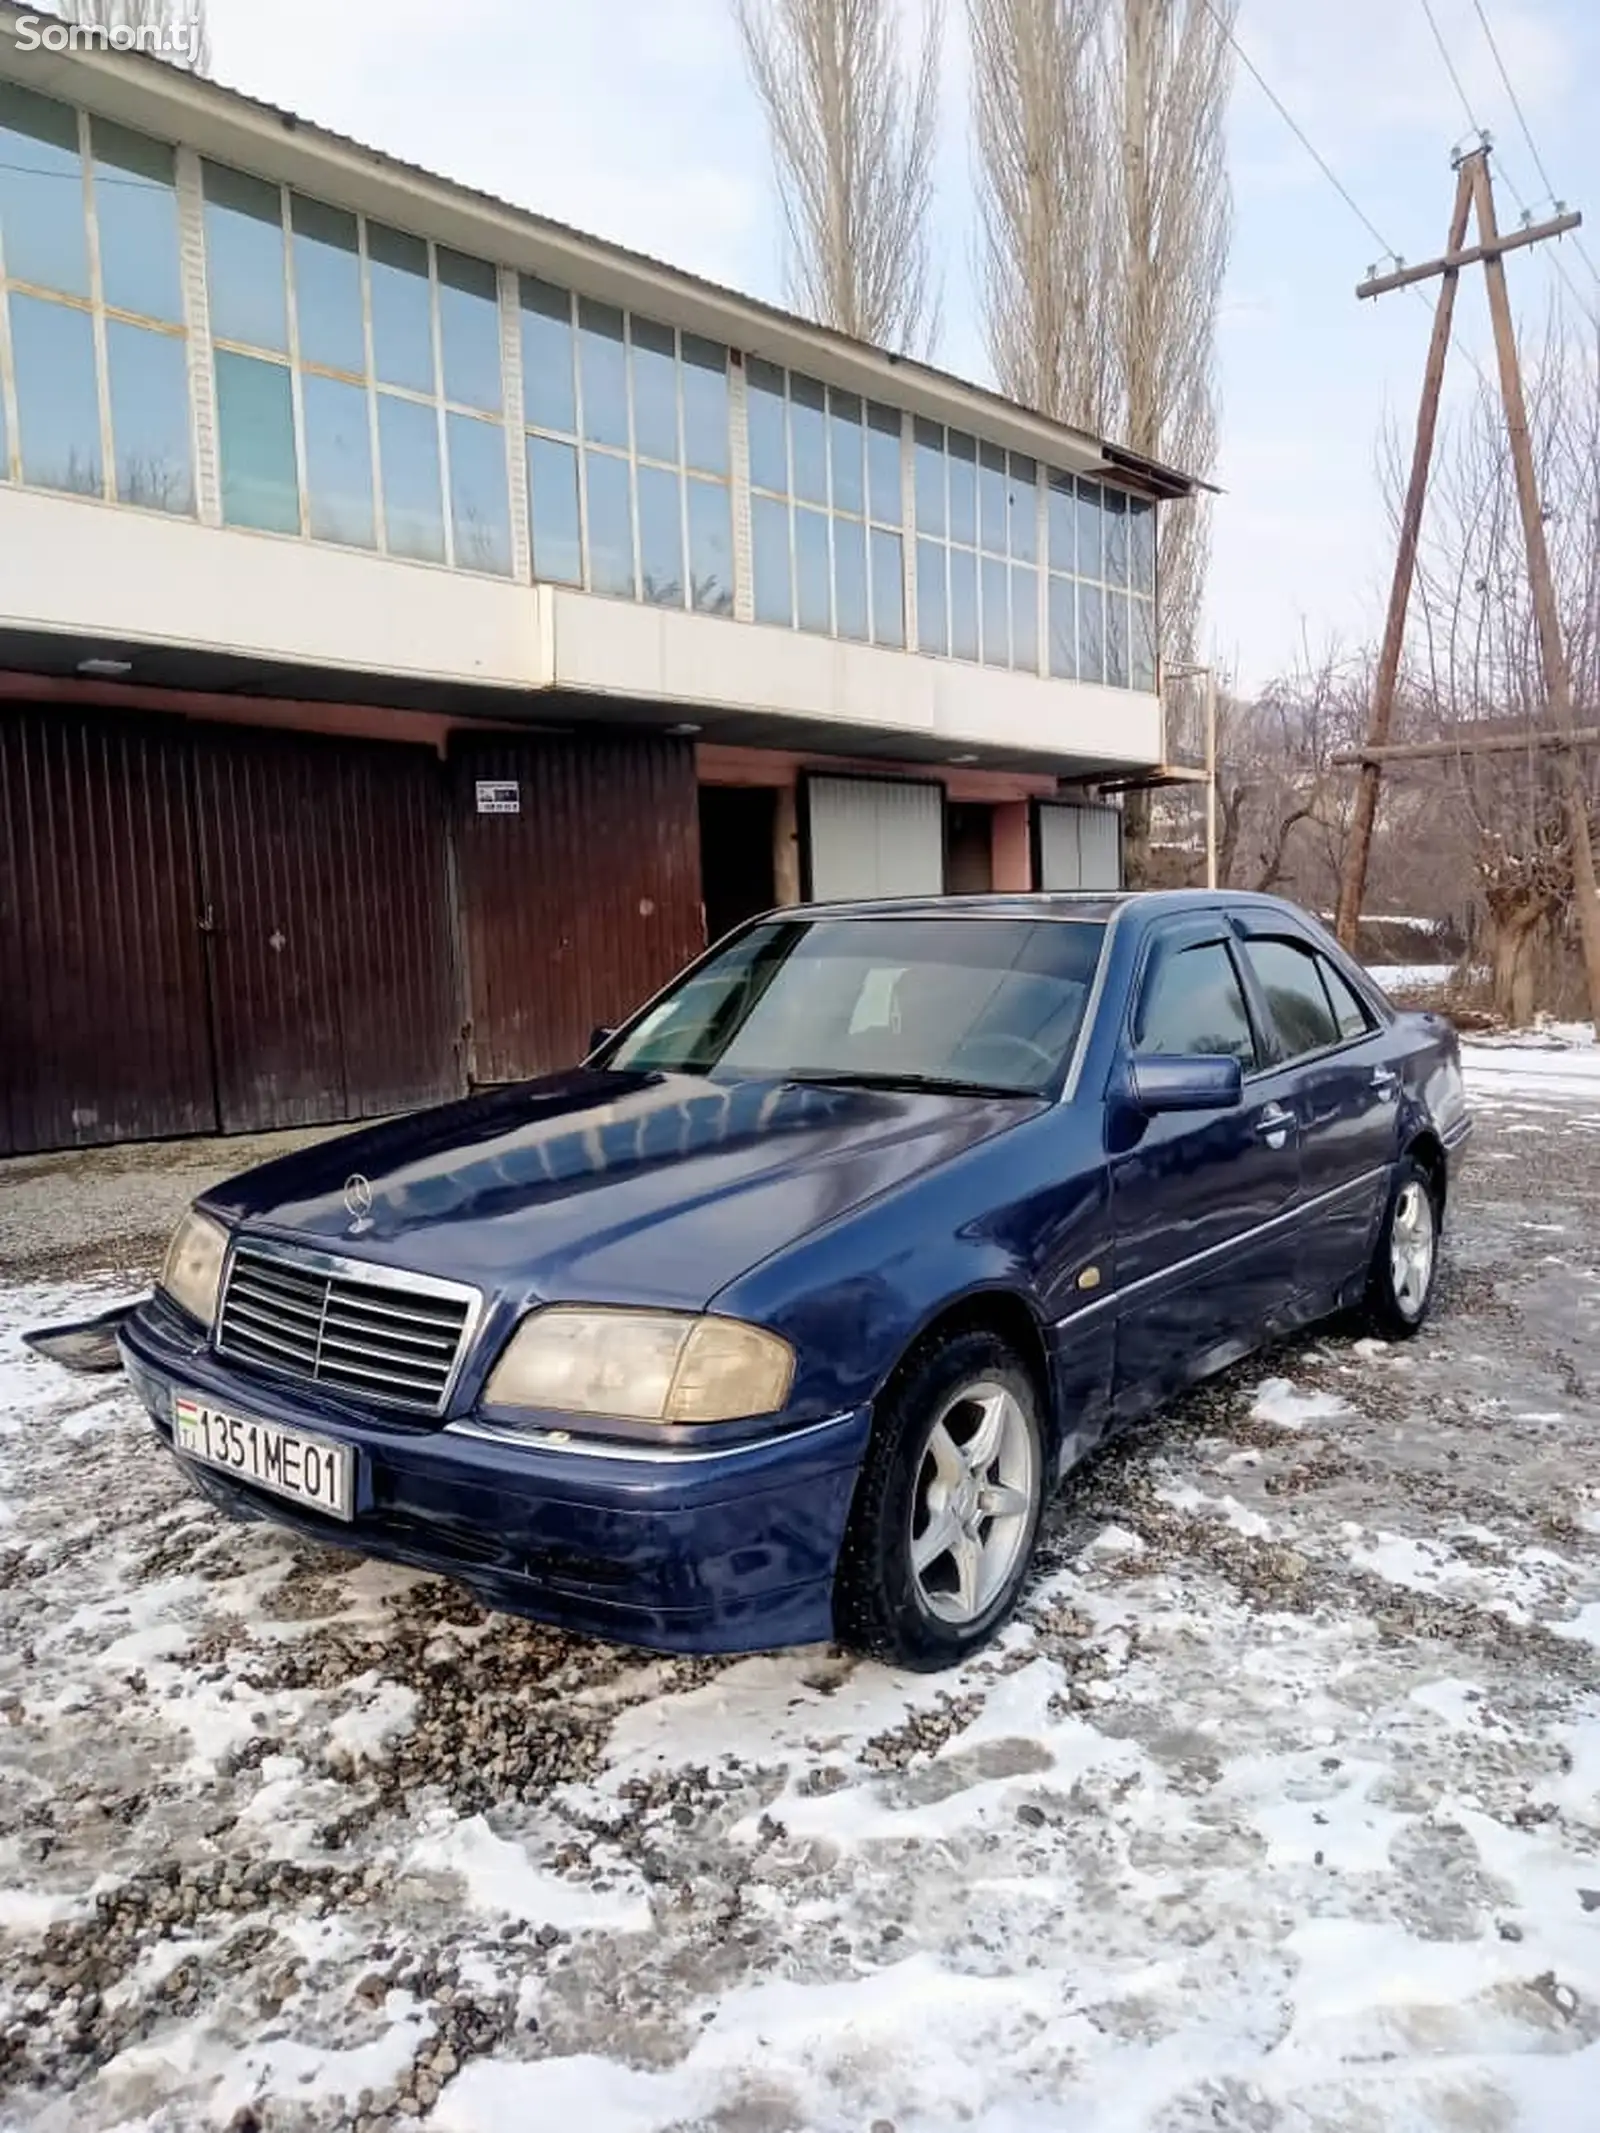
[483,1308,794,1424]
[159,1209,230,1328]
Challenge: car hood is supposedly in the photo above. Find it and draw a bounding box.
[205,1069,1041,1312]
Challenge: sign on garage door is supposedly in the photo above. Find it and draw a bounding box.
[1036,801,1123,890]
[804,776,944,900]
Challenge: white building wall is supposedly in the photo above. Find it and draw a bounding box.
[0,484,1165,769]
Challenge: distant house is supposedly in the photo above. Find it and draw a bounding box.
[0,6,1201,1154]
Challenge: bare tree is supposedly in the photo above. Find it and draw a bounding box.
[1108,0,1230,665]
[1107,0,1232,880]
[733,0,942,352]
[968,0,1109,425]
[1213,642,1367,900]
[54,0,211,74]
[970,0,1233,881]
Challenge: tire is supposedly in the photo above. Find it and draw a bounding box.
[834,1329,1047,1670]
[1363,1155,1442,1338]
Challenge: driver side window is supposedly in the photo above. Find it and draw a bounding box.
[1134,939,1258,1066]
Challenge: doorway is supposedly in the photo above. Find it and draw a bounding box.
[699,784,778,946]
[945,803,995,894]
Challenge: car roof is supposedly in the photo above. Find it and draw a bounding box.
[778,890,1306,925]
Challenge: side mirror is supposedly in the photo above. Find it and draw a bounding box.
[1127,1053,1243,1113]
[586,1025,615,1057]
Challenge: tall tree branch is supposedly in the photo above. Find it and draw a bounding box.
[734,0,943,353]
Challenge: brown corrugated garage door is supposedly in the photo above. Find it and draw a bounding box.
[0,707,217,1154]
[453,732,703,1081]
[1,707,463,1154]
[190,727,462,1132]
[1,711,704,1156]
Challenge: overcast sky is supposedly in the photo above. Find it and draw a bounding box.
[203,0,1600,691]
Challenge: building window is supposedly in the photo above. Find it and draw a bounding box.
[519,278,733,615]
[0,85,193,514]
[913,424,1041,674]
[1047,474,1157,691]
[747,360,904,647]
[202,162,511,575]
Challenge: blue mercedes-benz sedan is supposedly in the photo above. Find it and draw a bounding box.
[120,891,1471,1669]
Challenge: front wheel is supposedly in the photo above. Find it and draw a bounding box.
[834,1330,1047,1670]
[1363,1156,1441,1337]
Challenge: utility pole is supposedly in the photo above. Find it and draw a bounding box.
[1331,157,1473,950]
[1332,145,1600,1030]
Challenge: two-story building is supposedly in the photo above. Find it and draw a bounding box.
[0,6,1201,1156]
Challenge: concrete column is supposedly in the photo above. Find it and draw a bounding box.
[729,357,754,624]
[174,147,221,527]
[773,782,802,905]
[498,265,532,585]
[991,801,1032,891]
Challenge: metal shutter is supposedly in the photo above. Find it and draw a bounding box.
[1037,801,1123,890]
[805,776,944,900]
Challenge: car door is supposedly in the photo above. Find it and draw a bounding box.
[1233,928,1400,1305]
[1109,921,1303,1413]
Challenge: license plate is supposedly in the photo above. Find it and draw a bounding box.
[172,1395,353,1521]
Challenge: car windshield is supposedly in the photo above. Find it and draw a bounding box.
[606,916,1106,1095]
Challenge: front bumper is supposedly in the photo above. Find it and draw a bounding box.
[118,1299,871,1655]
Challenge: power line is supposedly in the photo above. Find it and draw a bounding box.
[1471,0,1558,202]
[1205,6,1502,393]
[1201,2,1402,265]
[1415,0,1599,331]
[1419,0,1487,145]
[1469,0,1600,299]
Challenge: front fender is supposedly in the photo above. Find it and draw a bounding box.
[712,1107,1112,1441]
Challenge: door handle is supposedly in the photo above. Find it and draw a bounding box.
[1254,1103,1295,1149]
[1371,1067,1400,1101]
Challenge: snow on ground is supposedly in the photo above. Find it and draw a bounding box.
[1368,963,1457,992]
[2,1070,1599,2132]
[1463,1023,1600,1114]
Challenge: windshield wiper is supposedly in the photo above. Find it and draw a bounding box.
[779,1069,1030,1099]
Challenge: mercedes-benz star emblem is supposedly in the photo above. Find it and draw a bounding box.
[343,1173,374,1221]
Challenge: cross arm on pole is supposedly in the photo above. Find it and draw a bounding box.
[1356,209,1582,300]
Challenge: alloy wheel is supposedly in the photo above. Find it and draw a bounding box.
[908,1380,1038,1626]
[1390,1180,1436,1319]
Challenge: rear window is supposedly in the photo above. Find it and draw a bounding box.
[1319,956,1373,1040]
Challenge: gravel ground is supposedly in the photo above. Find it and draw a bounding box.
[0,1066,1597,2130]
[0,1126,350,1287]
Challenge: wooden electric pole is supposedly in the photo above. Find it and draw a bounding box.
[1332,146,1600,1029]
[1331,156,1474,950]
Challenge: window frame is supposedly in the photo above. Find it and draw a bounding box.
[1128,928,1264,1072]
[746,363,907,648]
[914,423,1046,675]
[1315,951,1378,1044]
[1236,933,1380,1072]
[0,93,194,514]
[520,280,733,616]
[202,160,513,573]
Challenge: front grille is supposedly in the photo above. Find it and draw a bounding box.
[216,1244,474,1414]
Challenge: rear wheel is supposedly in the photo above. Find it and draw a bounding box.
[1363,1155,1441,1337]
[834,1329,1047,1670]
